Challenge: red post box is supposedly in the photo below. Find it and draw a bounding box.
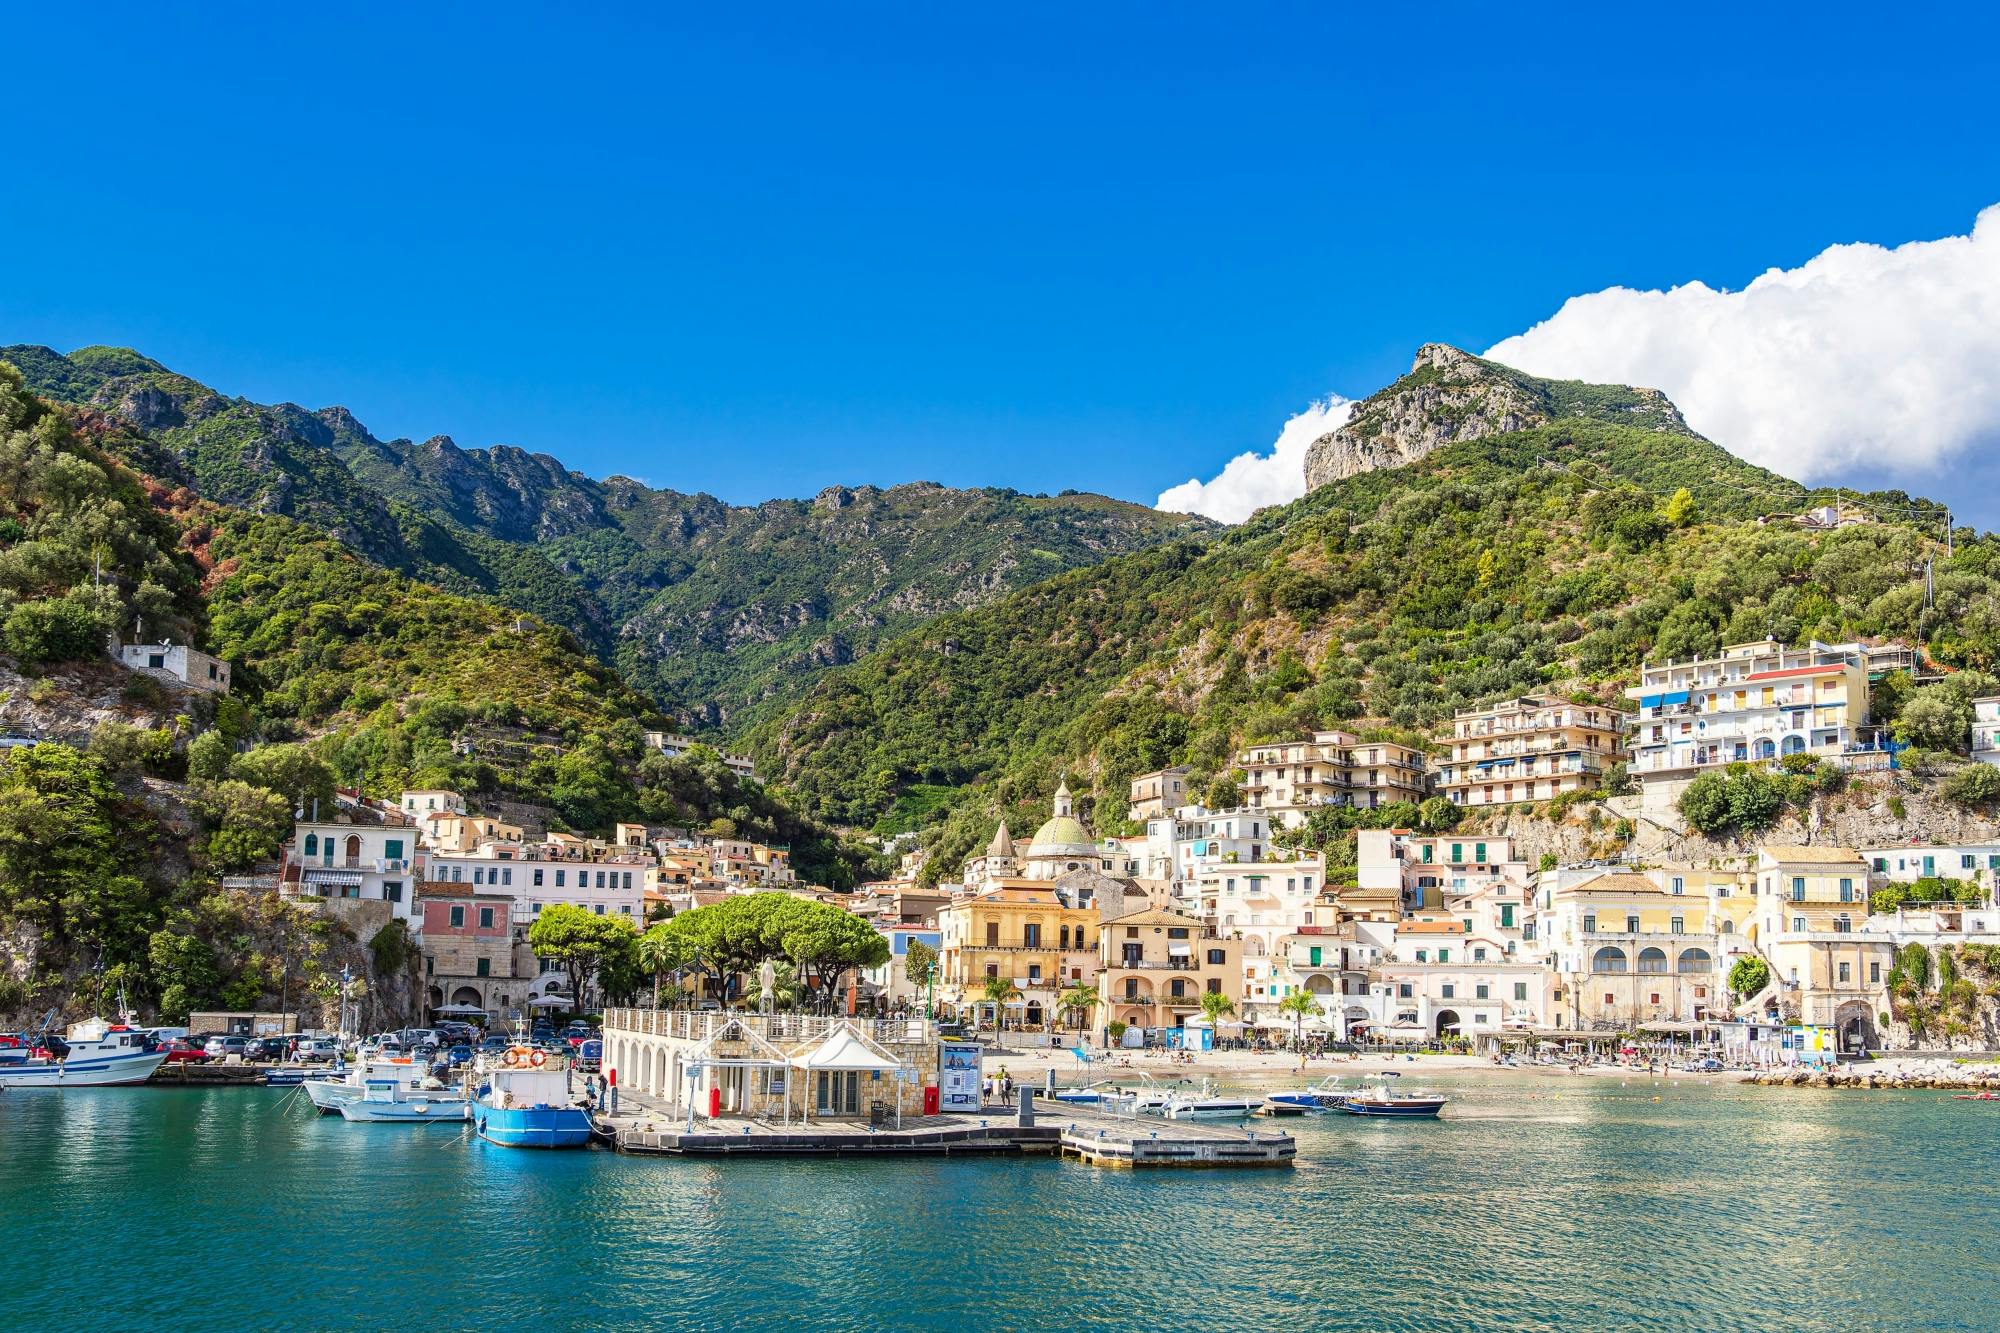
[708,1085,722,1118]
[923,1085,939,1116]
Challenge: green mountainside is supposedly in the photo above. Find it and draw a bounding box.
[752,350,1992,870]
[2,344,1210,726]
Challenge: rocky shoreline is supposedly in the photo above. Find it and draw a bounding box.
[1748,1059,2000,1091]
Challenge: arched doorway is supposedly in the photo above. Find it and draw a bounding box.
[450,985,483,1008]
[1781,734,1805,755]
[1024,1002,1044,1029]
[1754,738,1777,761]
[344,833,362,864]
[1835,1001,1876,1054]
[1435,1009,1462,1038]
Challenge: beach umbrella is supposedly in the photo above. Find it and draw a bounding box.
[529,996,572,1009]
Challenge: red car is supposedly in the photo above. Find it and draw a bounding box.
[158,1039,210,1064]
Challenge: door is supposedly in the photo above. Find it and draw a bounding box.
[816,1070,860,1116]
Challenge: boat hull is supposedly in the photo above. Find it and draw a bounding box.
[336,1098,471,1123]
[476,1103,593,1148]
[1336,1099,1445,1118]
[0,1048,167,1087]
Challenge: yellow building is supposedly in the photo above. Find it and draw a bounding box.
[1094,903,1242,1044]
[1434,695,1626,808]
[1535,871,1723,1027]
[937,880,1098,1031]
[1750,846,1870,939]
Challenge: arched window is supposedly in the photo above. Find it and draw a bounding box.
[1677,948,1713,974]
[1637,947,1669,975]
[304,833,318,856]
[1592,946,1629,974]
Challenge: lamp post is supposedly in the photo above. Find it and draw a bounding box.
[925,961,937,1022]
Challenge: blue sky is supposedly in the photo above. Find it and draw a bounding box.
[4,6,1997,512]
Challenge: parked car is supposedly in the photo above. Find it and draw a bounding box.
[478,1034,511,1055]
[158,1039,209,1064]
[244,1036,296,1062]
[434,1021,478,1045]
[293,1036,339,1062]
[443,1044,474,1068]
[204,1036,249,1060]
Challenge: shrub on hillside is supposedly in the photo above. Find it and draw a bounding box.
[1943,762,2000,809]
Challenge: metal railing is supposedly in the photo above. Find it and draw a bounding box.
[602,1008,936,1046]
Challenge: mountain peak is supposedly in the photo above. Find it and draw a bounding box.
[1302,344,1696,491]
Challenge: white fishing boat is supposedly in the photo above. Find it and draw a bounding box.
[1163,1079,1263,1119]
[304,1058,428,1114]
[0,1014,167,1088]
[334,1076,471,1124]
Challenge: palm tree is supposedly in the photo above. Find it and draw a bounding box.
[1197,989,1236,1043]
[637,923,689,1009]
[1057,980,1098,1034]
[981,975,1021,1031]
[745,961,803,1012]
[1277,990,1322,1045]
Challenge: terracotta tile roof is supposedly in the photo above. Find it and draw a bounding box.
[1760,845,1866,864]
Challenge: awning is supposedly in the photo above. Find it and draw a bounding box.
[303,869,364,886]
[1641,690,1691,708]
[433,1003,488,1016]
[793,1025,902,1072]
[528,996,572,1008]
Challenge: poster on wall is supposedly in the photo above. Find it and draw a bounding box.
[938,1042,982,1112]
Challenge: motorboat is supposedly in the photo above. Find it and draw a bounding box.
[1163,1080,1263,1120]
[335,1076,471,1123]
[304,1058,428,1115]
[1333,1074,1447,1118]
[1267,1074,1352,1113]
[474,1068,592,1148]
[0,1014,167,1088]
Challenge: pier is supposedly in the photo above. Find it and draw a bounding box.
[593,1087,1294,1167]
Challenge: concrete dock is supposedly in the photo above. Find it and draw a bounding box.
[593,1091,1294,1167]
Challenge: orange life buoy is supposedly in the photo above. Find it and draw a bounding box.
[530,1050,547,1067]
[503,1049,520,1067]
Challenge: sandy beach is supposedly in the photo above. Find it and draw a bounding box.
[973,1043,1741,1085]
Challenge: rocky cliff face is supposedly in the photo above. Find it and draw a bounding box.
[1302,343,1694,492]
[1303,344,1548,490]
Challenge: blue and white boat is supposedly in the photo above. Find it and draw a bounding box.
[474,1068,592,1148]
[1267,1074,1352,1112]
[0,1015,166,1088]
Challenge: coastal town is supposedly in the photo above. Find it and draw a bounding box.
[162,632,2000,1087]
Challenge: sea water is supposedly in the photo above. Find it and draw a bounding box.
[3,1073,1995,1331]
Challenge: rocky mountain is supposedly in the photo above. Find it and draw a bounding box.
[1302,343,1694,490]
[751,351,1985,874]
[3,344,1211,726]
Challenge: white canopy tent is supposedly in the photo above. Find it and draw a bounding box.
[790,1022,907,1126]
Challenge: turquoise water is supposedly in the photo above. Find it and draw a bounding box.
[3,1074,1995,1331]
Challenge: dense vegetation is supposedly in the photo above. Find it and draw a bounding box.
[755,383,1987,875]
[3,344,1207,728]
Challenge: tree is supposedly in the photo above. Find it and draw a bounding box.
[981,975,1021,1030]
[187,730,233,781]
[1197,989,1236,1032]
[527,904,639,1011]
[1277,990,1322,1043]
[1727,956,1770,998]
[1944,763,2000,809]
[1416,796,1460,833]
[638,921,692,1008]
[1057,980,1097,1033]
[743,959,803,1011]
[231,743,336,812]
[763,897,891,1010]
[4,592,111,666]
[189,779,293,870]
[1661,487,1696,527]
[1105,1019,1128,1046]
[1205,774,1241,810]
[1896,685,1976,753]
[903,937,938,989]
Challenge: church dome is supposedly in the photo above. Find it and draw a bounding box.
[1028,815,1094,857]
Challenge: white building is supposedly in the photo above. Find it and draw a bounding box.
[118,640,231,694]
[400,790,466,820]
[1191,856,1331,1029]
[284,821,422,924]
[644,731,758,782]
[1973,697,2000,766]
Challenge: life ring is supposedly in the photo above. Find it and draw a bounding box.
[529,1050,547,1067]
[503,1050,520,1067]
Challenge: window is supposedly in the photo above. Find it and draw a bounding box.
[449,906,465,928]
[1964,854,1978,870]
[593,904,605,916]
[1792,916,1807,932]
[1870,962,1881,983]
[1441,984,1455,999]
[1169,979,1186,998]
[385,839,404,861]
[1475,983,1489,1000]
[1583,914,1597,934]
[502,869,513,886]
[1124,978,1139,1000]
[1474,947,1487,962]
[1206,978,1221,993]
[1397,983,1413,999]
[476,957,490,977]
[1838,961,1851,983]
[1625,915,1639,934]
[1028,964,1042,982]
[1671,876,1685,895]
[1791,877,1806,902]
[1437,949,1449,963]
[533,868,544,887]
[478,907,494,929]
[384,882,402,903]
[1416,950,1427,963]
[1207,949,1225,965]
[1500,904,1515,928]
[1023,924,1041,948]
[1167,927,1189,939]
[1838,878,1854,903]
[1513,982,1528,1001]
[1670,916,1684,935]
[1451,844,1463,863]
[304,833,318,856]
[473,868,484,885]
[555,870,566,888]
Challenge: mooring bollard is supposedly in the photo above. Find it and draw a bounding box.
[1017,1085,1035,1128]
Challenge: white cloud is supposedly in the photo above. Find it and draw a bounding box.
[1485,204,2000,485]
[1156,396,1353,523]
